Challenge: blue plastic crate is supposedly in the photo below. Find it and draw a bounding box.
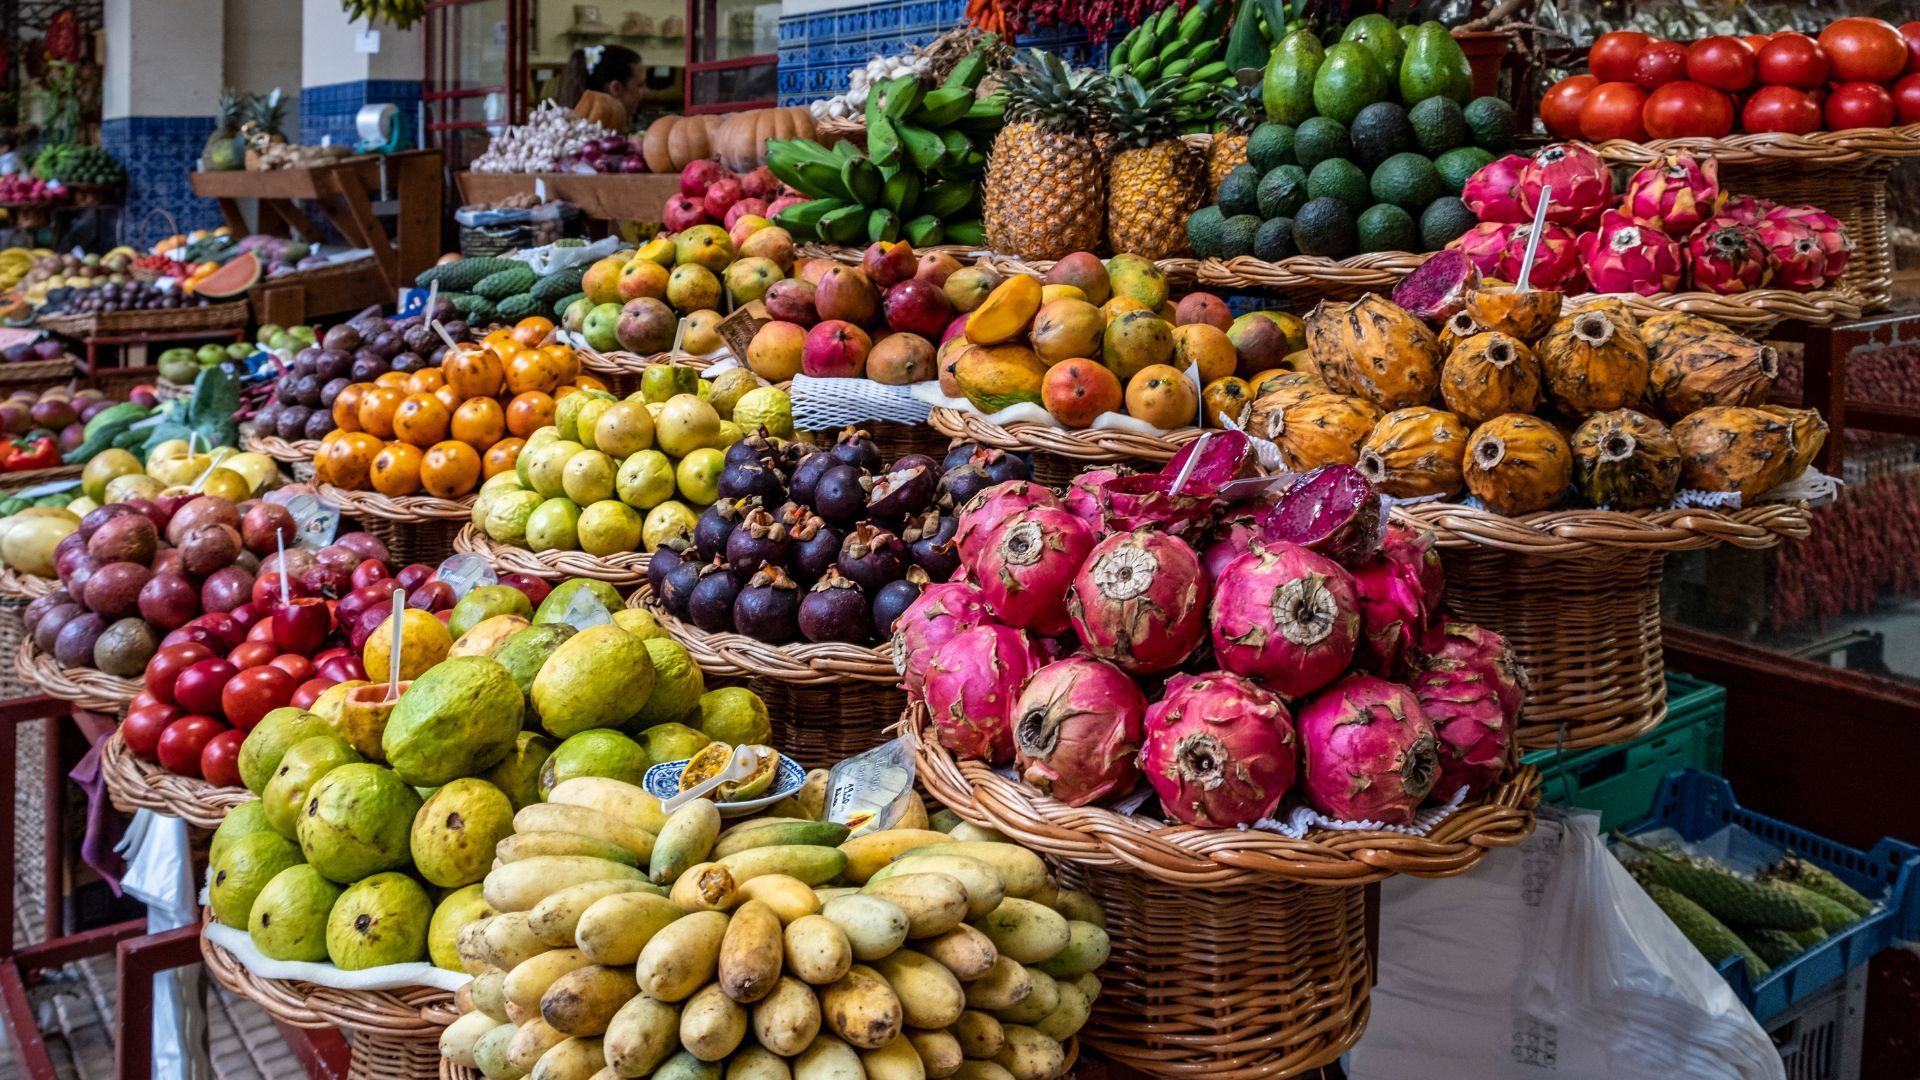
[1629,770,1920,1025]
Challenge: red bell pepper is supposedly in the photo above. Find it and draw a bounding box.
[8,436,58,472]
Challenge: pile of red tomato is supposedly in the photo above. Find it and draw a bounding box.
[1543,18,1920,141]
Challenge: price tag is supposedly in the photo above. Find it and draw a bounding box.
[1185,361,1205,428]
[560,589,613,631]
[321,134,332,148]
[534,178,548,203]
[433,554,497,601]
[154,277,177,293]
[824,736,916,837]
[10,477,79,499]
[355,28,381,53]
[280,493,340,549]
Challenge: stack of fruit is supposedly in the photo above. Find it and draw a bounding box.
[0,386,151,467]
[468,369,794,560]
[1451,143,1853,296]
[767,40,1002,248]
[197,588,773,974]
[648,433,1013,647]
[1543,20,1920,141]
[0,174,68,206]
[1239,263,1829,513]
[558,225,796,358]
[32,144,126,187]
[1187,19,1513,261]
[902,441,1524,828]
[666,162,800,235]
[243,305,473,447]
[438,797,1102,1080]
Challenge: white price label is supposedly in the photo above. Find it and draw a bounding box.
[433,554,497,601]
[280,493,340,550]
[560,589,613,631]
[355,28,381,53]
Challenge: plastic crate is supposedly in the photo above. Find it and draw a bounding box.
[1525,672,1726,831]
[1630,770,1920,1026]
[1770,966,1865,1080]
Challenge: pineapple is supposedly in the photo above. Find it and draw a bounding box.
[246,91,287,142]
[982,50,1107,261]
[203,89,245,171]
[1104,76,1207,260]
[1208,79,1263,193]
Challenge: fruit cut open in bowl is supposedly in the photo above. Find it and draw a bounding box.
[643,745,806,816]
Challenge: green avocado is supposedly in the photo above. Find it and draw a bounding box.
[1257,165,1309,220]
[1186,205,1227,258]
[1306,158,1371,214]
[1339,14,1405,84]
[1311,42,1389,126]
[1370,152,1444,211]
[1262,29,1324,126]
[1246,124,1296,173]
[1217,165,1262,217]
[1293,116,1352,172]
[1465,96,1518,152]
[1217,215,1263,259]
[1420,197,1479,251]
[1349,102,1415,171]
[1293,197,1357,258]
[1408,96,1469,157]
[1357,203,1419,253]
[1400,21,1473,106]
[1435,147,1495,194]
[1253,217,1297,262]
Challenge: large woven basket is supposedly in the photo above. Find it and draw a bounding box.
[35,299,250,337]
[628,584,903,769]
[575,348,727,398]
[0,463,83,491]
[912,708,1540,1078]
[927,406,1204,486]
[319,486,474,567]
[200,915,456,1080]
[0,596,27,700]
[101,728,252,829]
[0,356,78,384]
[0,565,58,601]
[15,637,140,712]
[243,431,322,482]
[1394,501,1811,750]
[452,522,651,586]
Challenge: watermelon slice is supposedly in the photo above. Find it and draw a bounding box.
[195,250,262,300]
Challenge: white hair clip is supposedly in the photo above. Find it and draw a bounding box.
[584,44,606,69]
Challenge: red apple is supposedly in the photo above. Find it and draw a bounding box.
[273,596,332,655]
[222,665,297,732]
[145,642,214,705]
[156,715,224,777]
[189,612,244,651]
[395,563,435,592]
[121,705,182,760]
[407,581,457,612]
[349,560,391,590]
[291,677,334,710]
[173,658,239,718]
[247,618,276,643]
[199,729,246,787]
[269,653,315,683]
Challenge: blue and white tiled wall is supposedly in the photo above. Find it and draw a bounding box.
[776,0,1118,106]
[100,116,225,238]
[300,79,424,149]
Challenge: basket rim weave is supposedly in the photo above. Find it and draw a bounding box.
[628,583,897,684]
[0,565,58,601]
[577,347,724,377]
[242,431,322,464]
[35,298,251,337]
[1590,123,1920,166]
[15,637,140,712]
[200,911,460,1036]
[0,357,78,382]
[453,522,651,584]
[1392,500,1812,556]
[318,484,476,521]
[0,463,83,490]
[911,704,1540,888]
[101,728,251,829]
[927,406,1206,464]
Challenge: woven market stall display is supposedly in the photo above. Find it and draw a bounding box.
[15,637,140,713]
[318,486,475,566]
[452,521,651,585]
[100,728,252,829]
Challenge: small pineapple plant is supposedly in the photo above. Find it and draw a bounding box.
[1104,75,1207,260]
[244,90,287,147]
[982,49,1107,261]
[202,89,246,172]
[1207,78,1264,193]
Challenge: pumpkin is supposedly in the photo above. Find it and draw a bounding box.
[715,107,820,172]
[667,118,712,170]
[642,116,678,173]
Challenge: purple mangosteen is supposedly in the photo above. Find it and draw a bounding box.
[798,568,870,643]
[837,524,906,595]
[732,565,800,644]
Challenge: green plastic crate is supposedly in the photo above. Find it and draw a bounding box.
[1523,672,1726,831]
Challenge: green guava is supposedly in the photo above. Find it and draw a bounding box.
[427,884,495,972]
[262,735,364,838]
[325,872,432,970]
[538,729,651,799]
[697,687,772,746]
[411,778,516,888]
[209,800,274,866]
[531,624,656,738]
[479,730,556,811]
[208,831,304,930]
[632,638,704,728]
[239,708,332,795]
[381,656,525,787]
[296,763,422,883]
[249,864,343,962]
[640,721,711,765]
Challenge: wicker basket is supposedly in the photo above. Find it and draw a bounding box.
[100,729,251,828]
[927,406,1205,486]
[0,463,83,491]
[576,348,728,398]
[913,707,1540,1077]
[452,523,651,585]
[628,584,903,769]
[859,420,954,463]
[14,638,140,713]
[0,356,78,383]
[201,915,456,1080]
[1394,500,1811,750]
[0,596,27,700]
[0,565,59,601]
[319,486,475,567]
[35,299,250,338]
[243,430,323,464]
[977,253,1201,290]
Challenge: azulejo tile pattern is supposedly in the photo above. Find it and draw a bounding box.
[300,79,424,149]
[100,116,225,239]
[775,0,1120,106]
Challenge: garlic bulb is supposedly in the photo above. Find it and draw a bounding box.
[472,101,614,174]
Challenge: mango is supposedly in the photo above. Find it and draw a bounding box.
[1028,299,1104,363]
[1126,364,1202,429]
[1040,359,1122,429]
[963,275,1043,346]
[953,345,1046,414]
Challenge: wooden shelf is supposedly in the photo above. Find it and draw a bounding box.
[456,171,681,223]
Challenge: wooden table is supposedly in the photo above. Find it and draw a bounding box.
[190,150,444,313]
[455,171,681,228]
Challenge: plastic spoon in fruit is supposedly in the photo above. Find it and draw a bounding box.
[277,530,289,606]
[386,588,404,703]
[663,744,767,813]
[1169,432,1209,495]
[1515,185,1550,295]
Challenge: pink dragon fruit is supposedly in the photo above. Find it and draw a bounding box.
[1764,204,1851,285]
[1062,466,1130,526]
[974,506,1097,636]
[1391,249,1481,322]
[1200,521,1257,583]
[1576,210,1685,296]
[953,481,1062,567]
[1067,531,1208,675]
[1461,153,1530,224]
[1687,220,1772,294]
[1755,216,1828,291]
[1716,194,1776,225]
[1449,221,1516,278]
[1211,541,1361,697]
[1412,659,1517,801]
[1096,430,1252,536]
[1296,675,1440,825]
[1258,463,1384,568]
[1350,524,1444,677]
[1420,618,1527,720]
[1621,152,1723,237]
[1012,657,1148,807]
[921,624,1042,763]
[1140,671,1297,827]
[893,582,989,696]
[1517,143,1614,227]
[1498,222,1585,292]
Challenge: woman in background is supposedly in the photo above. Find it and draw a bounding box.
[560,44,644,132]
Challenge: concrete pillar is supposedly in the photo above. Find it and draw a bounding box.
[300,0,424,149]
[101,0,227,233]
[224,0,303,144]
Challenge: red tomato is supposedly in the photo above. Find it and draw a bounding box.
[144,642,213,705]
[1756,34,1829,89]
[1686,36,1758,92]
[1643,81,1736,139]
[1579,81,1650,140]
[221,665,298,732]
[291,676,335,710]
[1902,22,1920,75]
[1895,73,1920,124]
[1826,81,1896,129]
[121,705,182,761]
[1819,18,1908,83]
[1743,86,1822,134]
[1541,75,1599,139]
[199,729,246,788]
[1589,31,1653,82]
[227,639,278,669]
[269,652,315,683]
[128,689,165,715]
[155,715,224,778]
[1633,40,1689,89]
[172,657,238,717]
[1741,34,1772,54]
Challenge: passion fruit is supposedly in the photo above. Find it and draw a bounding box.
[678,742,779,801]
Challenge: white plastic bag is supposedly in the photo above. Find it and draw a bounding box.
[119,810,212,1080]
[1347,808,1784,1080]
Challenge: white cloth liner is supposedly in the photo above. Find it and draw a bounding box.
[1004,767,1468,838]
[201,920,471,993]
[907,384,1183,438]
